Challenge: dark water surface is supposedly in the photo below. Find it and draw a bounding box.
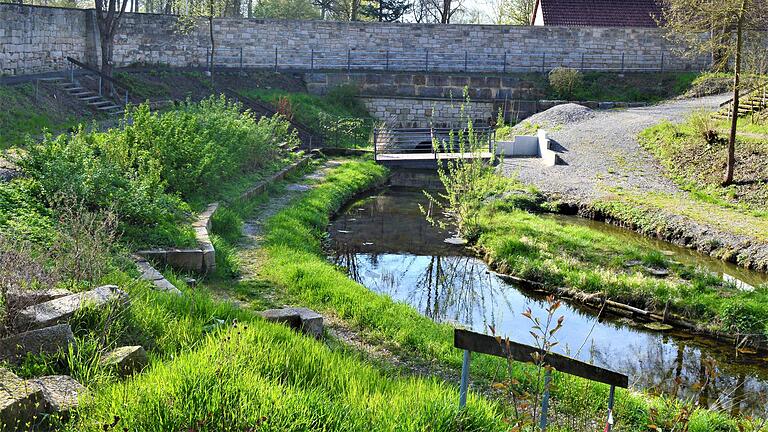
[327,187,768,416]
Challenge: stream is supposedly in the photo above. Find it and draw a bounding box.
[326,187,768,416]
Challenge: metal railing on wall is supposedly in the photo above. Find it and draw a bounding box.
[202,47,708,74]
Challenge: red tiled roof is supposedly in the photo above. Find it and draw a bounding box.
[533,0,663,27]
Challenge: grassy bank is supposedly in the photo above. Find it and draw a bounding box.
[473,187,768,340]
[240,86,373,148]
[55,160,506,432]
[639,113,768,213]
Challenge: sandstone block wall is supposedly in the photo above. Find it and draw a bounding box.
[1,4,710,77]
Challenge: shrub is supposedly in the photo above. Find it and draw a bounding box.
[326,84,364,112]
[548,67,584,99]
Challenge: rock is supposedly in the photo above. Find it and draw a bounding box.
[0,324,75,365]
[183,278,198,287]
[0,368,43,429]
[165,249,204,273]
[623,260,643,267]
[444,237,468,245]
[100,346,148,376]
[643,322,674,331]
[28,375,86,416]
[135,260,182,295]
[260,307,324,338]
[15,285,128,330]
[645,267,670,277]
[286,184,311,192]
[5,288,72,310]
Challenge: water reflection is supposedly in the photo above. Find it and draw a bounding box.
[327,187,768,416]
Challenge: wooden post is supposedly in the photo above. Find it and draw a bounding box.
[459,350,470,408]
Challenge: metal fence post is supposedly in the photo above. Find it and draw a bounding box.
[660,52,664,73]
[541,52,546,73]
[464,51,468,72]
[239,47,243,74]
[503,51,507,74]
[540,369,552,431]
[206,46,210,73]
[274,47,278,72]
[605,385,616,432]
[310,48,314,71]
[425,49,429,72]
[621,52,625,73]
[459,350,471,408]
[385,50,389,71]
[347,49,351,73]
[98,77,102,96]
[581,53,585,70]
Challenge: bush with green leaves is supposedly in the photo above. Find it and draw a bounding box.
[548,67,584,99]
[17,96,296,247]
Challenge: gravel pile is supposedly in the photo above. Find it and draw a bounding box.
[518,103,595,129]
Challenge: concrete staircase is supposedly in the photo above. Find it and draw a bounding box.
[713,84,768,121]
[40,76,125,116]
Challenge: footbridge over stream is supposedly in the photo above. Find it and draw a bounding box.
[372,126,496,169]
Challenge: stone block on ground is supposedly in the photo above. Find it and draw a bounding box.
[14,285,128,330]
[260,307,324,338]
[135,260,182,295]
[0,324,75,365]
[100,346,148,377]
[28,375,86,416]
[0,368,43,429]
[5,288,72,310]
[165,249,204,273]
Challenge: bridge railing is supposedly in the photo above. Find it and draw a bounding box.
[372,126,496,160]
[204,47,707,74]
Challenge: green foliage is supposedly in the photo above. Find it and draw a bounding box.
[0,84,87,149]
[250,0,321,19]
[15,96,295,247]
[548,67,584,99]
[720,301,768,334]
[241,88,372,148]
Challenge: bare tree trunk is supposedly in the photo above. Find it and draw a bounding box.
[208,0,215,84]
[247,0,252,17]
[350,0,360,20]
[441,0,450,22]
[725,1,746,186]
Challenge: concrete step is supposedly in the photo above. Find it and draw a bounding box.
[109,110,125,116]
[97,105,120,111]
[88,100,112,106]
[78,95,101,101]
[65,87,84,92]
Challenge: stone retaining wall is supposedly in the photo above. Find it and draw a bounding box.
[1,4,711,77]
[362,96,495,128]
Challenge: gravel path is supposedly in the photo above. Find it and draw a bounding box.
[502,95,731,202]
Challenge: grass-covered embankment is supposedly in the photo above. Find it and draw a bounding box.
[639,114,768,214]
[60,160,507,432]
[241,85,373,148]
[473,186,768,341]
[220,159,756,431]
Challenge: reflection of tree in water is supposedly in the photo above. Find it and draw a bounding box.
[331,246,514,331]
[615,337,767,415]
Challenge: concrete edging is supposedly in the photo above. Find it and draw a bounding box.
[135,155,314,275]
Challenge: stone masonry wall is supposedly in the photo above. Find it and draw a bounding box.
[362,97,495,128]
[1,4,711,77]
[0,5,90,75]
[305,71,545,101]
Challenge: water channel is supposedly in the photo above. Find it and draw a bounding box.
[326,187,768,416]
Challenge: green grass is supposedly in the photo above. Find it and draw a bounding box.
[240,86,373,148]
[47,161,507,432]
[639,114,768,213]
[0,84,90,149]
[543,72,700,103]
[473,193,768,337]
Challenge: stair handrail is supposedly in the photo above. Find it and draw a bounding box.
[65,57,130,105]
[718,79,768,108]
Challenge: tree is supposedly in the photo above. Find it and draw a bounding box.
[660,0,768,185]
[176,0,228,81]
[251,0,320,18]
[94,0,130,93]
[413,0,463,23]
[487,0,535,25]
[361,0,410,21]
